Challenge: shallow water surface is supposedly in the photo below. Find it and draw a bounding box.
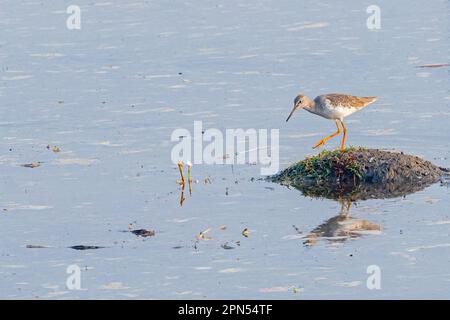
[0,0,449,299]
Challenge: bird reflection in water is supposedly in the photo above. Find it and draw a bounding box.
[302,198,381,247]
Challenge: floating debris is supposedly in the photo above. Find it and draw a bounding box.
[221,240,241,250]
[21,162,41,168]
[131,229,156,237]
[69,245,104,250]
[416,63,450,68]
[46,145,61,152]
[26,244,49,249]
[219,225,227,230]
[242,228,250,237]
[197,228,212,240]
[204,176,212,184]
[221,242,236,250]
[291,286,303,294]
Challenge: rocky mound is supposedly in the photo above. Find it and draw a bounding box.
[269,148,448,201]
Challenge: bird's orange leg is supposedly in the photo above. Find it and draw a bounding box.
[313,119,341,149]
[177,161,185,185]
[340,119,347,152]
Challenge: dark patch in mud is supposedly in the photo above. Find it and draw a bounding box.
[416,63,450,68]
[270,148,449,201]
[21,162,42,168]
[131,229,156,237]
[26,244,104,250]
[221,241,241,250]
[69,245,104,250]
[26,244,49,249]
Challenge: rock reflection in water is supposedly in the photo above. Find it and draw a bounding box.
[292,178,438,202]
[294,176,438,246]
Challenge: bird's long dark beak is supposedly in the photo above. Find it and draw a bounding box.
[286,105,298,122]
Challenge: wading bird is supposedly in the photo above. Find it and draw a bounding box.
[286,93,378,151]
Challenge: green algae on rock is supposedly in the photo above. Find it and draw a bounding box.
[269,148,448,201]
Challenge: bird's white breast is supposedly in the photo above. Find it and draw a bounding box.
[306,96,361,120]
[323,105,359,119]
[305,104,358,120]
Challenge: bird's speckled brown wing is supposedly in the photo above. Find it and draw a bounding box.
[324,93,377,108]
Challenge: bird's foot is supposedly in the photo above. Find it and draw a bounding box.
[312,140,326,149]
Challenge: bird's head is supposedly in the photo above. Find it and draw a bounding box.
[286,94,311,122]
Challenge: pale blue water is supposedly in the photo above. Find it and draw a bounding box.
[0,0,449,299]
